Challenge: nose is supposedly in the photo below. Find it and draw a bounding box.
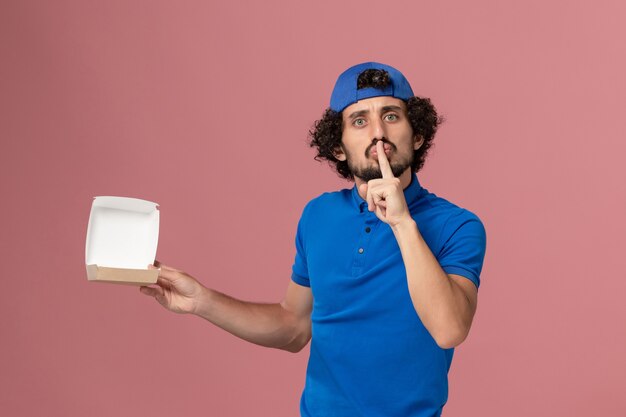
[369,117,387,141]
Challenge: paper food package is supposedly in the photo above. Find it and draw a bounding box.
[85,196,160,285]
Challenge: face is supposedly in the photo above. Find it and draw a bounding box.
[334,96,423,182]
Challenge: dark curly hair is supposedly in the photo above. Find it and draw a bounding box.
[308,69,444,181]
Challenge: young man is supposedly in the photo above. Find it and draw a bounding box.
[140,62,487,417]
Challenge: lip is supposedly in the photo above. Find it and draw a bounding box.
[370,146,392,157]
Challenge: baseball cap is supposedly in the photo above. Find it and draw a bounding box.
[329,62,414,113]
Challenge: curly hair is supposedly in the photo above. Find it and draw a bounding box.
[308,69,444,181]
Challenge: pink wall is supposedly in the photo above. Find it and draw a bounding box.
[2,1,625,416]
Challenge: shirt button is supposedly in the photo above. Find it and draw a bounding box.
[358,248,364,254]
[365,227,371,233]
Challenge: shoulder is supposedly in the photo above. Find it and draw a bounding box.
[418,189,484,228]
[441,204,484,230]
[437,204,487,255]
[413,189,486,250]
[299,187,353,218]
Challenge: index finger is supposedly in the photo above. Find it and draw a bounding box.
[376,141,394,179]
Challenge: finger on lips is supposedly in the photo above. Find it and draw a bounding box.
[376,141,394,179]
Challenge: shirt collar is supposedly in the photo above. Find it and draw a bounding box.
[351,172,424,213]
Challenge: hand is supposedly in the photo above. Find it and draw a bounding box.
[139,260,205,314]
[358,141,411,227]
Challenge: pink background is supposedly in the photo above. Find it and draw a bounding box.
[2,1,625,416]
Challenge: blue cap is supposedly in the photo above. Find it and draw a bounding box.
[329,62,414,112]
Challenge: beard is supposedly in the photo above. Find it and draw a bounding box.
[345,140,414,182]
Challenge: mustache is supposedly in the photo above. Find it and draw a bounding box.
[365,139,396,157]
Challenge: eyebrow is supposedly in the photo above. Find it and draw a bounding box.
[347,105,404,120]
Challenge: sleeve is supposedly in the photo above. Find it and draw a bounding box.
[291,201,311,287]
[437,209,487,290]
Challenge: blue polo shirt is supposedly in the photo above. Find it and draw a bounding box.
[291,173,487,417]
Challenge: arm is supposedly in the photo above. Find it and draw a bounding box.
[140,262,313,353]
[360,141,478,349]
[392,220,477,349]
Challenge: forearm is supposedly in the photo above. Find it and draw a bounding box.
[392,219,472,349]
[193,287,306,352]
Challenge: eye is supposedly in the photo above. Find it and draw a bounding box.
[353,118,366,127]
[384,113,399,122]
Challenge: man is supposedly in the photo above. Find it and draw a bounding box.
[140,62,487,417]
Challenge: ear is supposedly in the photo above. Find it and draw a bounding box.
[332,145,347,161]
[413,135,425,151]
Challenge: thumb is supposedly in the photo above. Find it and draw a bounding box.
[359,183,368,195]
